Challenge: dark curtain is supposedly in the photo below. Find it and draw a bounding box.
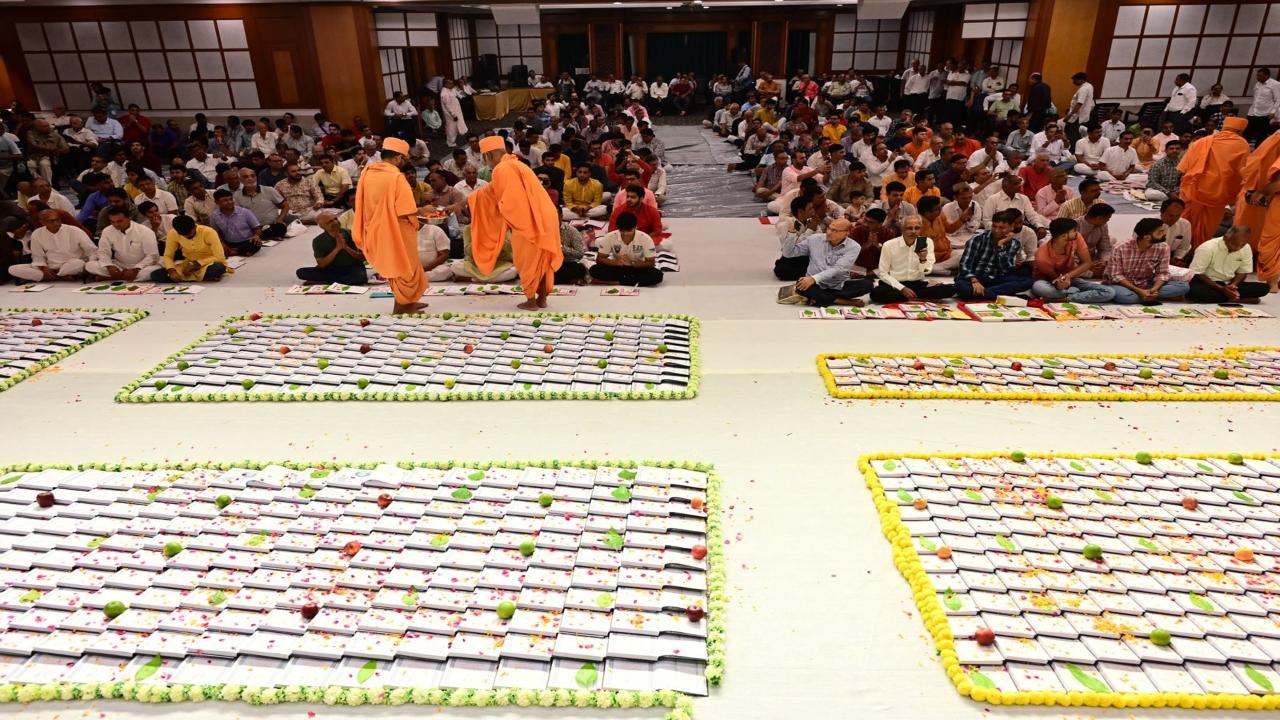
[645,32,729,82]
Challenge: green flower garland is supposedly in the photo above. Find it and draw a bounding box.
[0,458,724,720]
[0,307,148,394]
[116,312,701,403]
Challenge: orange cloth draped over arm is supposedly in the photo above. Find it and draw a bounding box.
[1235,133,1280,261]
[1258,156,1280,282]
[1178,132,1250,246]
[467,154,563,300]
[352,161,426,305]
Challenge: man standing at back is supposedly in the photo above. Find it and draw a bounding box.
[1179,117,1250,246]
[468,136,563,310]
[353,138,427,314]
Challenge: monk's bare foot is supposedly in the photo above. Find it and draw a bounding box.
[516,299,539,311]
[1270,281,1279,294]
[536,292,548,308]
[393,302,428,314]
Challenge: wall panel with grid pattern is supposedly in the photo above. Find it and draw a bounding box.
[831,11,902,74]
[904,9,934,69]
[18,19,256,111]
[475,20,544,79]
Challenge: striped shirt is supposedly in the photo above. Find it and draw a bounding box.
[1105,238,1170,287]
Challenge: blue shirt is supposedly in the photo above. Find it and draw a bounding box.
[77,192,108,224]
[781,232,861,289]
[210,205,260,245]
[957,229,1022,283]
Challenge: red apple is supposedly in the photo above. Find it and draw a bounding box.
[30,318,42,327]
[912,360,925,370]
[463,344,474,354]
[300,602,319,620]
[249,313,261,321]
[377,494,392,509]
[1010,361,1022,371]
[685,605,705,622]
[343,541,361,557]
[36,492,54,508]
[359,319,371,327]
[690,544,707,560]
[1182,496,1198,510]
[543,344,554,353]
[1104,361,1117,371]
[975,627,996,646]
[359,344,372,354]
[279,346,290,355]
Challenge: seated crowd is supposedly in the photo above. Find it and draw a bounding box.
[739,61,1274,307]
[0,75,680,289]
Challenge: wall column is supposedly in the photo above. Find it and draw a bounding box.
[1022,0,1104,112]
[307,4,384,127]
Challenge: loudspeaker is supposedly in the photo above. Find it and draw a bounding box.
[509,64,529,88]
[476,54,499,85]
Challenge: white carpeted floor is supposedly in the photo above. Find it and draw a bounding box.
[3,217,1280,720]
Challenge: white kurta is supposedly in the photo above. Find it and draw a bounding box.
[440,87,468,145]
[10,224,96,281]
[88,221,161,277]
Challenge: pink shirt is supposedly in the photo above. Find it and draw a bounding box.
[1034,184,1078,221]
[1033,233,1089,279]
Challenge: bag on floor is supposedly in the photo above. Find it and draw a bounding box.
[285,220,307,238]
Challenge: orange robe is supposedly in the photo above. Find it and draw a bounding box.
[468,154,563,300]
[1178,131,1250,247]
[1235,131,1280,282]
[352,160,427,305]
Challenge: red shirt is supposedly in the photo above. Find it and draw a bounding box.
[608,201,666,241]
[1018,164,1052,199]
[790,104,818,130]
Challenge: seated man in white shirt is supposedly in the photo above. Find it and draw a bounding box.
[589,211,664,287]
[1185,225,1268,303]
[938,182,986,275]
[10,209,96,282]
[418,222,454,283]
[870,215,957,303]
[967,135,1008,175]
[453,165,488,198]
[441,149,469,179]
[1095,131,1146,185]
[86,207,161,281]
[1072,124,1111,177]
[25,178,74,215]
[132,176,178,215]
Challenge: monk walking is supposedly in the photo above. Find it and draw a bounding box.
[1237,131,1280,293]
[1178,116,1250,247]
[468,135,562,310]
[353,138,428,314]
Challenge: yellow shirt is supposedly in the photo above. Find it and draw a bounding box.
[161,225,229,280]
[554,154,572,180]
[314,166,352,199]
[904,186,940,207]
[822,123,847,144]
[563,177,603,209]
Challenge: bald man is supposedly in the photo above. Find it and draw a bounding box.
[778,216,873,307]
[10,209,95,282]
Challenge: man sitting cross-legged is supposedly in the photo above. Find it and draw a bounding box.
[1030,217,1116,304]
[155,214,229,283]
[779,217,873,307]
[870,215,957,303]
[86,206,161,281]
[953,210,1034,301]
[296,211,368,286]
[589,210,664,287]
[774,195,825,280]
[210,189,263,257]
[1103,217,1190,304]
[9,209,96,282]
[562,165,607,221]
[1185,225,1268,304]
[417,222,453,283]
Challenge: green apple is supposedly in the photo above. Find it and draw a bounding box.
[1150,628,1172,646]
[1082,544,1103,561]
[357,378,370,389]
[444,378,456,389]
[154,379,167,390]
[400,360,411,369]
[1136,451,1153,465]
[657,344,669,354]
[215,495,232,509]
[942,367,955,379]
[304,325,315,334]
[1138,368,1153,379]
[1228,453,1245,465]
[604,332,615,341]
[538,493,553,508]
[519,540,536,557]
[1045,496,1064,510]
[1011,450,1027,463]
[532,320,542,328]
[176,361,189,370]
[241,379,255,390]
[496,600,516,619]
[1041,368,1055,379]
[163,541,183,557]
[597,359,608,369]
[500,331,510,340]
[317,358,330,369]
[511,359,522,369]
[441,312,453,320]
[103,600,127,619]
[1215,368,1230,379]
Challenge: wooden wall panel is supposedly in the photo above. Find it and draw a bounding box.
[752,20,788,78]
[589,23,621,77]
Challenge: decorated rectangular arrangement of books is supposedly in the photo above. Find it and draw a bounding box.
[0,459,724,716]
[864,451,1280,710]
[0,308,147,394]
[118,313,699,402]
